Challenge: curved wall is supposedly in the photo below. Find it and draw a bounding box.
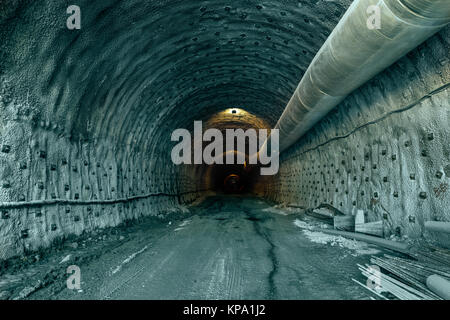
[0,0,349,260]
[266,26,450,239]
[0,1,448,260]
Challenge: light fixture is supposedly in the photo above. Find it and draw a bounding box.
[228,108,243,115]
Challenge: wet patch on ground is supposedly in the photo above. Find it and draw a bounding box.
[245,217,261,222]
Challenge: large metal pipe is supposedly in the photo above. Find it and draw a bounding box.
[262,0,450,153]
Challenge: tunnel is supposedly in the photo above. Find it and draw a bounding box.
[0,0,449,301]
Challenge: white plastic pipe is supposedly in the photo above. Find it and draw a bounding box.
[426,275,450,300]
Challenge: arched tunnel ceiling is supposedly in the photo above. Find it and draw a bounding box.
[0,0,351,154]
[0,0,449,278]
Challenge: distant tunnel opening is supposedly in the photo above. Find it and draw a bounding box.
[223,174,243,193]
[202,153,258,194]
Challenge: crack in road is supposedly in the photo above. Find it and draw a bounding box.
[243,208,279,299]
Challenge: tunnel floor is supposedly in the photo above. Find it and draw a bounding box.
[2,196,397,300]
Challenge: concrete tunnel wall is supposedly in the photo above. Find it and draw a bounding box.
[0,0,448,261]
[263,26,450,239]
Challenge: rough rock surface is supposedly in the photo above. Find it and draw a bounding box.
[0,1,449,261]
[265,27,450,239]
